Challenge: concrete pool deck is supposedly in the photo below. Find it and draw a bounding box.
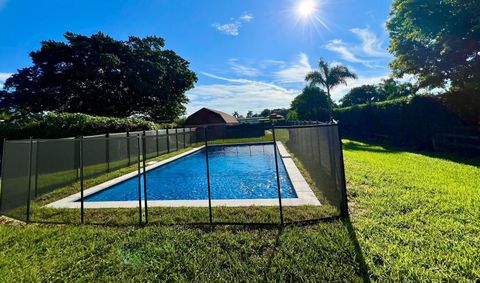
[46,143,320,209]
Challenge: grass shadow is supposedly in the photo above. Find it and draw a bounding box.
[344,216,370,283]
[343,139,480,167]
[342,139,403,154]
[415,150,480,167]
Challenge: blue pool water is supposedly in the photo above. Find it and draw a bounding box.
[83,144,297,201]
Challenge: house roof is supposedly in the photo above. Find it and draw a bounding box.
[203,108,239,124]
[185,107,239,126]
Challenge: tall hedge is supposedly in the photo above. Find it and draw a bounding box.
[333,95,470,149]
[0,112,159,141]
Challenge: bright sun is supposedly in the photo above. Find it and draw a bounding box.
[296,0,317,18]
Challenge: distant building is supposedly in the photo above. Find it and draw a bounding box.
[185,108,239,126]
[268,113,284,121]
[237,113,284,124]
[238,117,270,124]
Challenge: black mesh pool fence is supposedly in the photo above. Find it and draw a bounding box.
[0,123,347,226]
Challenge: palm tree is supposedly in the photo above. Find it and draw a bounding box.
[305,59,357,98]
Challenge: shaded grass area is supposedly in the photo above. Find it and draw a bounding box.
[0,138,478,281]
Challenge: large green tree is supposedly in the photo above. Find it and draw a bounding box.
[1,32,197,121]
[339,85,380,107]
[291,85,331,121]
[339,79,416,107]
[305,59,357,98]
[387,0,480,92]
[378,78,416,100]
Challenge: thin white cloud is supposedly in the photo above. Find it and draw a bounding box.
[239,14,253,22]
[350,28,391,58]
[228,59,260,77]
[0,72,12,81]
[186,72,298,115]
[274,53,312,83]
[0,72,12,88]
[260,59,286,69]
[325,39,372,66]
[212,13,254,36]
[212,23,242,36]
[325,27,390,68]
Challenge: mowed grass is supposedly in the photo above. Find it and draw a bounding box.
[0,139,479,281]
[343,140,480,281]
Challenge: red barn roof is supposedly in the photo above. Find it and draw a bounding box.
[185,108,239,126]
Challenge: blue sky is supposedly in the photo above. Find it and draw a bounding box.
[0,0,393,115]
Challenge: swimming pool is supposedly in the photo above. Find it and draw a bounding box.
[83,143,297,202]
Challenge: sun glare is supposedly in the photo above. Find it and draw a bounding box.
[296,0,317,18]
[291,0,330,34]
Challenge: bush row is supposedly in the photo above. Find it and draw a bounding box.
[333,95,475,149]
[0,112,160,141]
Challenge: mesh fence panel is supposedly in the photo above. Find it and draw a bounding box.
[147,139,210,225]
[0,140,31,221]
[31,139,81,224]
[168,130,178,152]
[177,129,186,149]
[144,135,158,159]
[83,137,108,179]
[35,139,78,196]
[193,127,205,145]
[158,130,168,155]
[0,125,345,226]
[274,124,346,222]
[108,136,130,171]
[184,128,189,147]
[84,135,141,225]
[202,126,282,223]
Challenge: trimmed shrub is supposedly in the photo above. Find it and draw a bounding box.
[333,95,471,149]
[0,112,159,141]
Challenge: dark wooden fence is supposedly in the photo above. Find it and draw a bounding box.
[432,126,480,153]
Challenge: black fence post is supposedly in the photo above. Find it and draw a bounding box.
[175,128,179,151]
[106,133,110,173]
[156,129,159,157]
[127,131,131,166]
[25,137,34,223]
[142,134,148,224]
[166,128,170,153]
[34,140,39,198]
[204,127,213,225]
[336,124,349,217]
[79,137,85,224]
[136,135,143,226]
[272,127,284,225]
[190,128,194,145]
[0,139,6,213]
[183,128,186,148]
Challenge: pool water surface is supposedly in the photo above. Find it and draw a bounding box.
[83,144,297,202]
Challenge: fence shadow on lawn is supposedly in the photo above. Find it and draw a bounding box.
[343,139,480,167]
[190,216,371,282]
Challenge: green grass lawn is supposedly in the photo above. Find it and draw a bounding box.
[0,139,479,281]
[343,140,480,281]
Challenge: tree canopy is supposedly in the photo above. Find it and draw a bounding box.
[387,0,480,92]
[291,85,331,121]
[339,78,416,107]
[339,85,380,107]
[1,32,197,121]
